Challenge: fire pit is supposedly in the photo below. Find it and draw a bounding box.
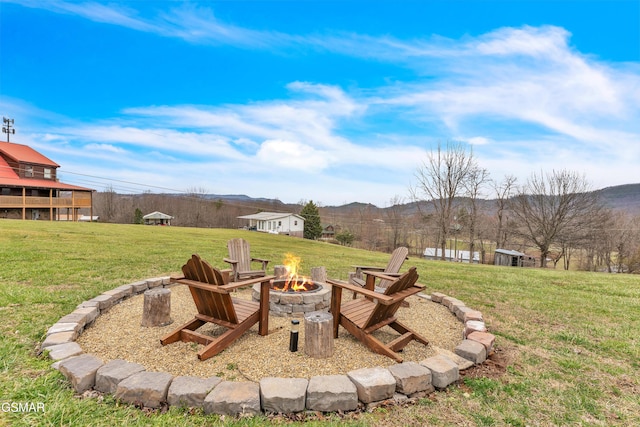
[251,280,331,317]
[251,254,331,316]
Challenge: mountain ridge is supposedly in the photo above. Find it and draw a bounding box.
[200,183,640,215]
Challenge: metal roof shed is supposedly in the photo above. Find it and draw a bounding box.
[494,249,527,267]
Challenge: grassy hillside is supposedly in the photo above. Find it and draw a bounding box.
[0,220,638,426]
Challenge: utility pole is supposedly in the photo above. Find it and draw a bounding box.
[2,117,15,142]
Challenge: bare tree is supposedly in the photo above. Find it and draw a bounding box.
[358,205,383,251]
[492,175,517,249]
[408,212,431,257]
[100,184,117,222]
[385,195,406,250]
[474,211,494,264]
[555,204,611,271]
[601,212,640,273]
[411,141,477,261]
[184,187,208,227]
[626,222,640,273]
[463,167,490,263]
[580,211,616,272]
[509,170,604,267]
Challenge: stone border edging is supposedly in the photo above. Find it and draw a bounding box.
[44,278,496,416]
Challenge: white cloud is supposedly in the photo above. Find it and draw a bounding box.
[379,26,640,160]
[155,4,298,48]
[84,143,126,154]
[465,137,492,146]
[54,125,246,161]
[9,0,159,32]
[473,25,571,58]
[256,139,330,170]
[123,83,371,163]
[9,0,299,49]
[232,138,259,149]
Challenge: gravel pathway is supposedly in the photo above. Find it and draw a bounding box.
[77,285,463,382]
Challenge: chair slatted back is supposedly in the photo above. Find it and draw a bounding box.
[378,247,409,288]
[386,247,409,273]
[227,238,252,273]
[182,254,238,324]
[364,267,419,327]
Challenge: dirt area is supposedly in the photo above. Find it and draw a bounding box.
[460,345,515,380]
[77,284,465,382]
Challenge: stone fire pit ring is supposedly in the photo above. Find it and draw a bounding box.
[251,282,331,317]
[46,275,497,417]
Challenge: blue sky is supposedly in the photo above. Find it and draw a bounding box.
[1,0,639,206]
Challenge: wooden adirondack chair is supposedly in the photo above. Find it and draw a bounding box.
[161,254,275,361]
[327,267,429,363]
[223,238,270,282]
[350,246,409,297]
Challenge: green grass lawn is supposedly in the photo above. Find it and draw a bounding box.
[1,220,638,426]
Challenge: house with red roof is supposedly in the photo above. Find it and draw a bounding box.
[0,140,94,221]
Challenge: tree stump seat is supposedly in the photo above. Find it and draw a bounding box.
[141,288,173,327]
[304,311,334,358]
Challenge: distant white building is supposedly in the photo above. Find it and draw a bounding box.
[143,211,173,226]
[237,212,305,237]
[424,248,480,263]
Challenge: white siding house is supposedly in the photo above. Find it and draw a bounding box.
[237,212,305,237]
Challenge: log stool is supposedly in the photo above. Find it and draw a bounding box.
[311,266,327,283]
[304,311,334,358]
[274,265,287,279]
[141,288,173,327]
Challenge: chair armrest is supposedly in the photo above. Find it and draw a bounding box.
[351,265,384,280]
[326,278,381,300]
[361,270,401,282]
[382,285,424,305]
[351,266,384,280]
[327,278,424,305]
[351,265,384,270]
[170,275,184,284]
[251,258,269,269]
[173,278,230,294]
[220,275,275,291]
[223,257,238,265]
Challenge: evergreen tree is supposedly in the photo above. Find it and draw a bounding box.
[300,200,322,240]
[335,229,355,246]
[134,208,144,224]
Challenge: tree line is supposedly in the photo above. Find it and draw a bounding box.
[408,141,639,272]
[318,141,639,273]
[91,143,640,273]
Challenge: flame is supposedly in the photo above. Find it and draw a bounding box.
[276,253,314,292]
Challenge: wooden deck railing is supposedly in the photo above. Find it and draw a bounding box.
[0,194,93,208]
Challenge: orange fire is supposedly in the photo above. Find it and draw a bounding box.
[278,253,314,292]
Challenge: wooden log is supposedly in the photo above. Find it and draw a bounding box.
[273,265,287,279]
[141,288,173,327]
[311,266,327,283]
[304,311,334,358]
